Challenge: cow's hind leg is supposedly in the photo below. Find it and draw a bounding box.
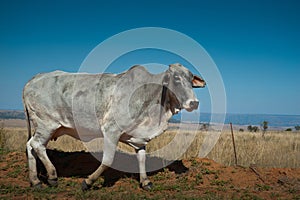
[137,146,153,190]
[27,137,42,188]
[82,136,118,190]
[30,131,58,187]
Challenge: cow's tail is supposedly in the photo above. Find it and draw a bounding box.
[24,106,32,142]
[24,104,32,158]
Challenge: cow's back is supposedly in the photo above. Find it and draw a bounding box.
[23,71,117,131]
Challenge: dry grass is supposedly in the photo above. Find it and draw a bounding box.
[207,130,300,167]
[1,127,299,168]
[1,128,28,152]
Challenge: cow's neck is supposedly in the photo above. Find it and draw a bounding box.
[164,89,180,116]
[127,73,174,126]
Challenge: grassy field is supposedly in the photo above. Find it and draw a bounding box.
[1,150,299,200]
[1,126,299,168]
[1,125,300,199]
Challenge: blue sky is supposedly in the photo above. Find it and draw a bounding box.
[0,0,299,115]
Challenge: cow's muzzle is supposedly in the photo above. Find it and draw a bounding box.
[184,99,199,112]
[189,100,199,110]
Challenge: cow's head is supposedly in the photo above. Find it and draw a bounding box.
[160,63,206,116]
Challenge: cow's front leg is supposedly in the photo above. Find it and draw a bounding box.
[136,146,153,190]
[82,135,118,191]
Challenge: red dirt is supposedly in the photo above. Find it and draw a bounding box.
[1,151,299,199]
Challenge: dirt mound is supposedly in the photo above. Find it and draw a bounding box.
[1,150,299,199]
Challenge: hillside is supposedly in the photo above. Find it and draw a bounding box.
[0,110,25,120]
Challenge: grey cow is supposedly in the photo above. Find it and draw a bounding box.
[23,63,206,190]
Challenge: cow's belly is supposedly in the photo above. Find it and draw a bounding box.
[52,126,104,142]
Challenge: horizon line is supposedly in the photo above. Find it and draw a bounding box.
[0,109,299,117]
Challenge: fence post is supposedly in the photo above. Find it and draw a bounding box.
[230,123,238,166]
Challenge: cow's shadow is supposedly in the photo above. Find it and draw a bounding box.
[37,149,188,187]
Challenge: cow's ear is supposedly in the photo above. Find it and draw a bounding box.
[192,75,206,88]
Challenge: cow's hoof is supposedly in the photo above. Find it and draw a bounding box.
[32,182,43,189]
[141,182,153,191]
[82,180,91,191]
[48,178,58,187]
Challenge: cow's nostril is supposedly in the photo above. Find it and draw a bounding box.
[189,101,199,109]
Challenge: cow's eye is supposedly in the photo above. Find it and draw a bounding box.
[174,75,181,82]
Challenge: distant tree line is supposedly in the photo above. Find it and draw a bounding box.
[285,126,300,131]
[246,121,268,137]
[0,111,25,120]
[247,125,259,132]
[200,123,210,131]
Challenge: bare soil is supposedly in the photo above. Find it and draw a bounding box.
[1,150,299,200]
